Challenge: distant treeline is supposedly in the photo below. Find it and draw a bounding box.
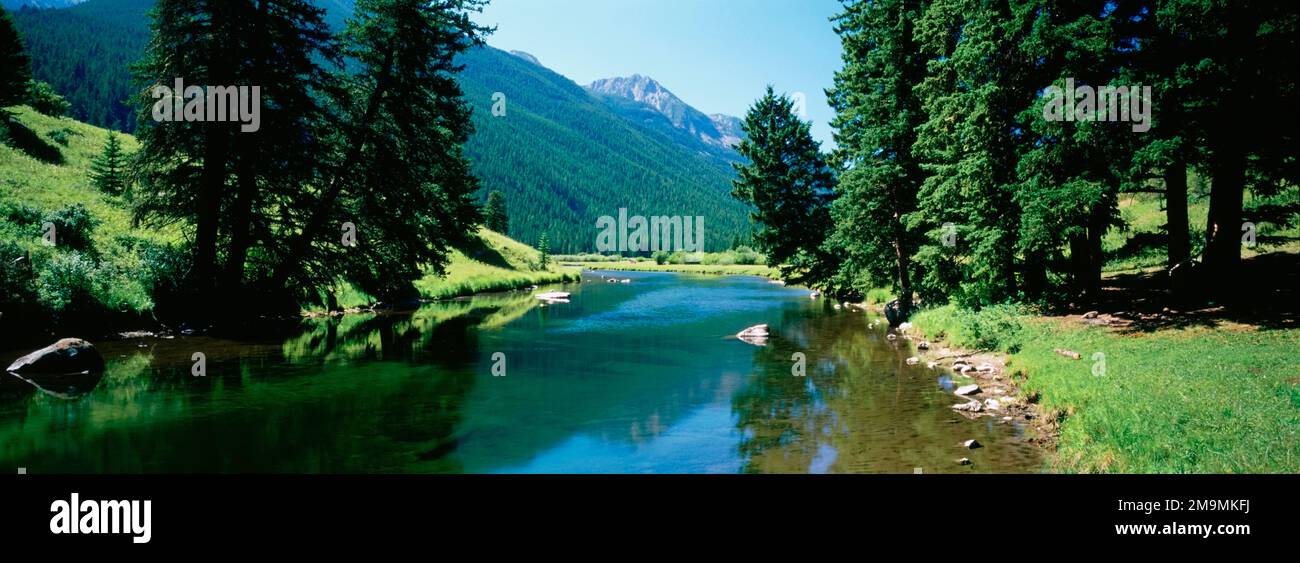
[732,0,1298,312]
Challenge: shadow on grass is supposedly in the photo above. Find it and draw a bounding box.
[455,234,514,269]
[1094,251,1300,333]
[1,112,64,165]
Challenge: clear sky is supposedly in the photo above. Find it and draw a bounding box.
[474,0,845,147]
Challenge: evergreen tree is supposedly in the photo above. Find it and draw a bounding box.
[1154,1,1299,297]
[826,0,927,312]
[536,231,550,269]
[90,131,128,196]
[1015,0,1139,303]
[271,0,491,300]
[0,5,31,108]
[731,86,837,285]
[911,0,1036,307]
[132,1,339,315]
[483,190,509,234]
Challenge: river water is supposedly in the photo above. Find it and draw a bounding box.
[0,271,1041,473]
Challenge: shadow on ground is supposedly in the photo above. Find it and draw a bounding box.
[1088,251,1299,333]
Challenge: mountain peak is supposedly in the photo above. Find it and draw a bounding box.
[508,50,542,67]
[586,74,742,150]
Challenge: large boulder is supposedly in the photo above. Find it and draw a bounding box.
[6,338,105,375]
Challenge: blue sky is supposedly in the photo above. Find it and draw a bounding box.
[474,0,845,147]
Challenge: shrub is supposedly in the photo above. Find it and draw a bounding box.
[652,250,669,265]
[41,204,98,253]
[733,246,760,265]
[35,251,98,315]
[0,240,36,306]
[27,80,70,117]
[912,303,1025,353]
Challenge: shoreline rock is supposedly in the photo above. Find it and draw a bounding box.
[6,338,105,376]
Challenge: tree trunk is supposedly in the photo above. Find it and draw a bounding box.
[222,0,265,296]
[1164,161,1190,269]
[1203,143,1245,296]
[193,4,231,305]
[270,55,392,289]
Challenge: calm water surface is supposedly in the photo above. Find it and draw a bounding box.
[0,271,1041,473]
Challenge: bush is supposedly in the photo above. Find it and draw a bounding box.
[733,247,761,265]
[0,240,36,306]
[41,204,98,253]
[667,251,687,264]
[652,250,669,265]
[27,80,70,117]
[912,303,1025,353]
[35,251,98,315]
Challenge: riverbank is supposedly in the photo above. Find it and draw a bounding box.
[316,229,581,313]
[909,304,1300,473]
[570,260,779,278]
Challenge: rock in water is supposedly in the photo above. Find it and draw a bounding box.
[962,439,982,449]
[954,384,981,396]
[6,338,105,375]
[534,291,571,303]
[884,299,904,326]
[736,324,770,347]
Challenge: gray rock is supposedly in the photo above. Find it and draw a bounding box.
[962,439,982,449]
[6,338,105,375]
[955,384,981,396]
[957,458,972,466]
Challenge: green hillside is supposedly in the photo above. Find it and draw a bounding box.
[10,0,753,254]
[1,107,575,338]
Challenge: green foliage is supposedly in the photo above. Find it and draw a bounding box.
[911,303,1025,353]
[0,240,36,308]
[26,79,68,117]
[483,190,509,234]
[89,131,128,196]
[535,231,550,270]
[42,203,98,254]
[731,86,836,285]
[0,5,31,108]
[10,2,754,254]
[826,0,925,306]
[10,0,151,131]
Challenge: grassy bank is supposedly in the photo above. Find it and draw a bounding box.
[2,107,575,327]
[912,304,1300,473]
[414,228,579,300]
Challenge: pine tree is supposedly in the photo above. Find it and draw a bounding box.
[483,190,509,234]
[0,5,31,108]
[731,86,837,285]
[911,0,1036,307]
[90,131,128,196]
[132,1,339,314]
[536,231,550,270]
[826,0,927,311]
[272,0,491,300]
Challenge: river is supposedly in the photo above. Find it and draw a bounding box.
[0,271,1041,473]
